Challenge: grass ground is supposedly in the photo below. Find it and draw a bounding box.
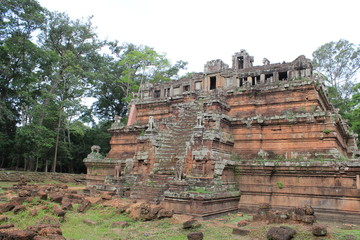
[0,182,359,240]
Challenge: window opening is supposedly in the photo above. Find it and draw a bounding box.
[210,76,216,90]
[265,73,273,82]
[237,56,244,69]
[154,90,161,98]
[183,85,190,92]
[279,72,288,81]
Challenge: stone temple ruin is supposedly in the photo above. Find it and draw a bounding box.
[84,50,360,221]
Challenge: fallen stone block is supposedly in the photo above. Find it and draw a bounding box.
[237,221,248,227]
[187,231,203,240]
[52,206,66,217]
[266,226,296,240]
[49,193,63,204]
[100,193,112,200]
[0,229,36,240]
[13,205,27,214]
[26,224,61,233]
[171,214,194,224]
[0,223,14,229]
[38,226,63,236]
[0,215,9,222]
[83,219,97,226]
[312,224,327,237]
[157,209,173,218]
[183,220,201,229]
[0,202,15,213]
[232,228,250,236]
[18,190,31,198]
[78,200,91,213]
[304,204,314,215]
[34,235,66,240]
[302,215,316,225]
[111,221,129,228]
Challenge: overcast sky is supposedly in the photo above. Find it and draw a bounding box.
[38,0,359,73]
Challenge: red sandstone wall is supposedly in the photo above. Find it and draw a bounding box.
[107,131,139,159]
[236,163,360,222]
[227,85,320,118]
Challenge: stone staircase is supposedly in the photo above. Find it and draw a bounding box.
[129,101,203,202]
[154,102,201,175]
[129,174,171,203]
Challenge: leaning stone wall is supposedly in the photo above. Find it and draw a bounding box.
[0,171,86,183]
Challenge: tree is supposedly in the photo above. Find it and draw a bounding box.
[312,39,359,88]
[0,0,46,168]
[312,39,360,108]
[36,11,104,172]
[312,40,360,144]
[91,43,187,121]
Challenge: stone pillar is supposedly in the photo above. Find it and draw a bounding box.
[273,72,279,82]
[260,74,265,84]
[357,175,360,189]
[170,86,174,97]
[247,76,252,83]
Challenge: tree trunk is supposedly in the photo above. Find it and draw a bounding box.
[67,127,74,173]
[52,114,62,172]
[35,157,39,172]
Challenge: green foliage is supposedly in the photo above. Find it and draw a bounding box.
[312,39,359,89]
[323,129,332,134]
[0,0,188,172]
[312,40,360,146]
[277,181,284,189]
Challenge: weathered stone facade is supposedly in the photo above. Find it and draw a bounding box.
[84,50,360,219]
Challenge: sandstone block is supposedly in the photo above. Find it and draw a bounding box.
[13,205,27,214]
[187,231,204,240]
[266,226,296,240]
[312,224,327,237]
[0,223,14,229]
[83,219,97,226]
[232,228,250,236]
[111,221,129,228]
[78,200,91,213]
[0,230,36,240]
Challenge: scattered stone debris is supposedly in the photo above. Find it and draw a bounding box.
[253,203,316,225]
[126,202,173,221]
